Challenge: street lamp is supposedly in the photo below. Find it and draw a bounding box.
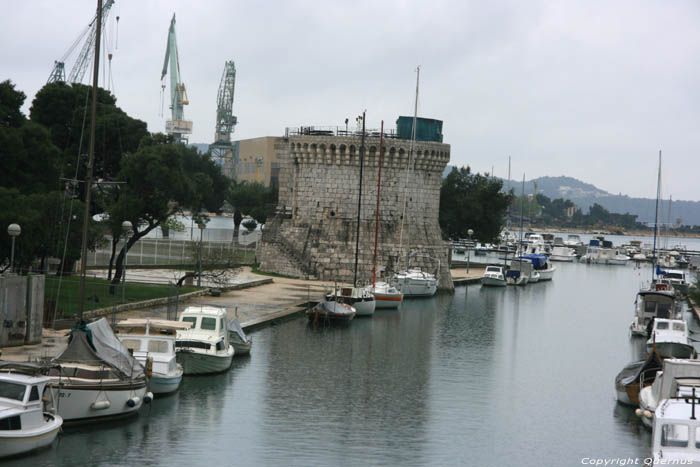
[467,228,474,274]
[7,224,21,274]
[121,221,132,305]
[197,221,206,288]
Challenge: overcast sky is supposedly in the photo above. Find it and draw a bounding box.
[3,0,700,201]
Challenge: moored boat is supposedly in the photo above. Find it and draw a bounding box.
[638,359,700,429]
[370,282,404,309]
[651,396,700,464]
[392,268,438,297]
[630,286,680,336]
[0,367,63,458]
[615,349,663,406]
[306,300,356,322]
[646,319,696,359]
[481,265,506,287]
[176,306,235,375]
[227,316,252,356]
[326,286,376,316]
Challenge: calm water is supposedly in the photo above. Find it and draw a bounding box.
[9,260,695,466]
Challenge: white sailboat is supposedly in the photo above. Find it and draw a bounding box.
[391,66,438,298]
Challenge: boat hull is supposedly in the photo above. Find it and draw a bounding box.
[48,381,147,423]
[537,267,556,281]
[396,279,437,297]
[549,255,574,262]
[374,293,403,309]
[481,277,506,287]
[149,369,183,395]
[232,340,252,356]
[177,348,234,375]
[646,342,695,359]
[0,413,62,458]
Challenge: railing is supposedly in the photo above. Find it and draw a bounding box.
[285,126,400,139]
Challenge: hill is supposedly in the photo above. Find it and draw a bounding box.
[442,167,700,225]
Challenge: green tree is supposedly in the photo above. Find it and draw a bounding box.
[226,181,278,237]
[106,138,229,286]
[439,167,513,242]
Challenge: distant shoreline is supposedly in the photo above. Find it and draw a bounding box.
[534,226,700,239]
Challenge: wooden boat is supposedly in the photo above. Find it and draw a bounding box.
[306,300,356,323]
[227,316,252,356]
[615,349,663,406]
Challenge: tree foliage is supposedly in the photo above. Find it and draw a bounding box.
[226,181,278,234]
[439,167,513,242]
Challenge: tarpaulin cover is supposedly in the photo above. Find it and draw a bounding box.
[521,254,547,268]
[227,316,248,343]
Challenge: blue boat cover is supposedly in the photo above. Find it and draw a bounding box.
[589,239,600,247]
[505,270,521,279]
[521,254,547,268]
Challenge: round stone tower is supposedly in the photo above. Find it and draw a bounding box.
[258,129,453,291]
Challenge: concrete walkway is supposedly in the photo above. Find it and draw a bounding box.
[1,266,485,361]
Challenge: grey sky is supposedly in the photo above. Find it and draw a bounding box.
[3,0,699,201]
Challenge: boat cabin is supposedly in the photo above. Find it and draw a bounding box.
[0,373,52,431]
[636,290,677,330]
[116,319,191,377]
[176,306,230,353]
[652,398,700,464]
[485,266,504,274]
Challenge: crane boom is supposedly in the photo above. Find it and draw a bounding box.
[215,61,237,143]
[161,13,191,142]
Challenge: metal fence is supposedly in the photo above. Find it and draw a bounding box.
[86,236,257,268]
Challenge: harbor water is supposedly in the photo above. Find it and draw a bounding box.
[8,258,698,466]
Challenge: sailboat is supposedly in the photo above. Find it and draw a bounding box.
[46,0,150,423]
[369,121,404,308]
[391,67,438,298]
[326,111,376,316]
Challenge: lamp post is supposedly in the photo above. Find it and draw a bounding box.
[197,221,205,287]
[467,228,474,274]
[7,224,21,274]
[121,221,132,305]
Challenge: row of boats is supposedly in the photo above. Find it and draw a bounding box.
[614,268,700,463]
[0,305,252,459]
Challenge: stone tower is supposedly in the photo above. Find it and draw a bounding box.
[258,128,453,291]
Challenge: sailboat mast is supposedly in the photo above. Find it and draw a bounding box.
[353,111,366,287]
[652,150,661,281]
[372,121,385,287]
[519,174,525,253]
[77,0,103,319]
[405,66,420,269]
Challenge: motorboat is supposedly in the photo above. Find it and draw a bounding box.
[392,268,438,297]
[306,300,356,323]
[658,269,689,296]
[615,349,663,406]
[581,239,629,265]
[227,316,252,356]
[521,254,556,281]
[0,365,63,458]
[47,319,149,423]
[370,282,403,309]
[646,319,696,359]
[115,318,190,396]
[326,286,376,316]
[651,396,700,464]
[549,245,576,262]
[630,286,681,337]
[638,359,700,429]
[507,260,531,285]
[564,234,583,247]
[176,306,235,375]
[481,265,507,287]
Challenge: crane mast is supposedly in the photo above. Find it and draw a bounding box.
[210,61,238,179]
[161,13,192,143]
[47,0,115,84]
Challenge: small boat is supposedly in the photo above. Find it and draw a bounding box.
[508,259,532,285]
[647,319,696,359]
[306,300,356,322]
[615,349,663,406]
[651,396,700,464]
[564,234,583,247]
[549,245,576,262]
[658,269,690,296]
[639,359,700,429]
[0,365,63,458]
[521,254,556,281]
[326,286,376,316]
[47,319,149,423]
[505,269,527,286]
[370,282,403,309]
[481,265,507,287]
[176,306,235,375]
[115,318,190,395]
[392,268,438,297]
[227,316,252,356]
[630,287,681,337]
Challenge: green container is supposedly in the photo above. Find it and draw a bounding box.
[396,116,443,143]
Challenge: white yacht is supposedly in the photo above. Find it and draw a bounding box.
[176,306,234,375]
[326,286,376,316]
[481,266,506,287]
[647,319,695,359]
[564,234,583,247]
[392,268,438,297]
[651,397,700,464]
[638,359,700,429]
[47,319,149,423]
[370,282,404,309]
[660,269,690,296]
[549,245,576,262]
[0,368,63,458]
[116,319,190,395]
[630,286,680,337]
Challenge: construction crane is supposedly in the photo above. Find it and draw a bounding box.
[210,61,238,179]
[47,0,115,84]
[161,13,192,143]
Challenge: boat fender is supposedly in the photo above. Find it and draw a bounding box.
[144,392,154,404]
[635,408,642,417]
[146,357,153,378]
[644,410,653,419]
[91,400,111,410]
[126,396,141,408]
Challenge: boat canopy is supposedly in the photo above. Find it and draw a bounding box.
[589,239,600,247]
[226,317,248,342]
[602,240,613,248]
[521,254,547,269]
[55,319,144,379]
[505,270,521,279]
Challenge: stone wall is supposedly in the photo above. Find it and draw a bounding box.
[0,274,44,346]
[259,134,453,291]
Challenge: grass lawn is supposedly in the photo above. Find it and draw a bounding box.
[45,276,198,318]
